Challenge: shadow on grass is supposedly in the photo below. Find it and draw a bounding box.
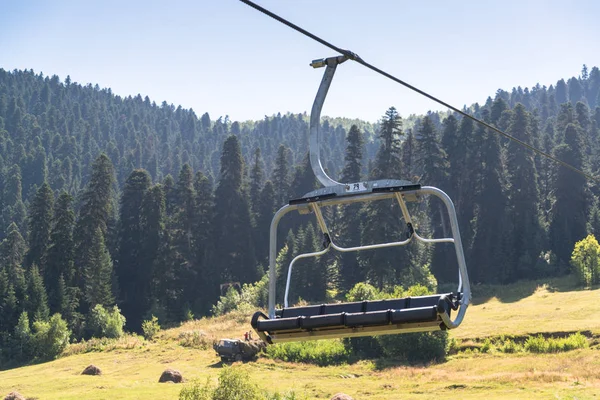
[207,360,224,368]
[371,357,446,371]
[469,275,584,305]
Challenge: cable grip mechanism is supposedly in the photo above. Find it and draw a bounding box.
[310,55,348,69]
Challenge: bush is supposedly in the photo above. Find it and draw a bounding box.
[179,366,304,400]
[141,315,160,341]
[31,314,71,360]
[345,282,381,302]
[571,234,600,286]
[211,274,269,317]
[499,337,521,353]
[178,330,210,350]
[88,304,126,339]
[179,377,213,400]
[524,333,588,353]
[265,340,350,366]
[377,331,448,362]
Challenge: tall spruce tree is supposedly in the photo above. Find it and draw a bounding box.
[272,144,291,207]
[116,169,151,330]
[249,148,264,217]
[74,154,115,309]
[26,265,49,321]
[362,107,405,288]
[338,125,365,290]
[213,135,256,285]
[84,227,114,307]
[416,116,452,281]
[192,171,217,313]
[44,191,76,314]
[469,116,508,283]
[549,123,589,264]
[25,182,54,271]
[505,104,542,280]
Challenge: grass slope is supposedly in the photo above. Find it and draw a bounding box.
[1,277,600,400]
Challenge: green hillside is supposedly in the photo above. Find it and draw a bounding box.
[2,277,599,400]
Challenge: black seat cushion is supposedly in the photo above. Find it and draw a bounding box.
[281,305,322,318]
[256,317,300,332]
[365,298,408,312]
[321,301,363,314]
[301,313,344,329]
[345,310,390,327]
[390,306,438,324]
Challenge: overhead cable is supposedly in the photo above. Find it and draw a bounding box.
[239,0,598,183]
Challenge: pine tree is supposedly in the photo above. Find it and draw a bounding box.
[192,171,217,313]
[0,268,19,331]
[45,192,75,313]
[139,184,170,318]
[249,148,264,217]
[1,222,27,304]
[555,79,568,105]
[416,116,453,281]
[254,180,276,266]
[362,107,405,288]
[272,145,291,207]
[372,107,403,179]
[338,125,365,290]
[549,123,589,264]
[116,169,151,329]
[74,154,115,308]
[25,182,54,271]
[84,227,114,307]
[469,117,508,283]
[26,265,49,321]
[213,135,256,285]
[505,104,542,280]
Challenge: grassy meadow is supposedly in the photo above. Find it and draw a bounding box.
[1,277,600,400]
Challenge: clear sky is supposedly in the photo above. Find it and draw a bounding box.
[1,0,599,123]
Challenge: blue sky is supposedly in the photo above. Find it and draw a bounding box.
[1,0,599,122]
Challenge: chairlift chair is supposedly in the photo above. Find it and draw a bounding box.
[252,56,471,344]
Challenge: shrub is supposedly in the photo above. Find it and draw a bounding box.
[14,312,33,359]
[345,282,381,302]
[499,337,520,353]
[480,338,493,353]
[31,314,71,360]
[179,377,212,400]
[571,234,600,286]
[378,331,448,362]
[178,330,210,350]
[141,315,160,341]
[524,333,588,353]
[179,366,304,400]
[88,304,126,339]
[211,276,267,317]
[265,340,350,366]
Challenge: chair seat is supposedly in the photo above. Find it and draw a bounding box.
[253,292,460,334]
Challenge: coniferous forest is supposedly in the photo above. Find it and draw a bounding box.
[0,65,599,363]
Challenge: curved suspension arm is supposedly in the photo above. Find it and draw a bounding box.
[309,56,348,187]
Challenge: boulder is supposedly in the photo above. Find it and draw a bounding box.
[4,392,26,400]
[331,394,354,400]
[158,368,183,383]
[81,364,102,375]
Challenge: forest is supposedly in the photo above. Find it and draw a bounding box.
[0,65,599,364]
